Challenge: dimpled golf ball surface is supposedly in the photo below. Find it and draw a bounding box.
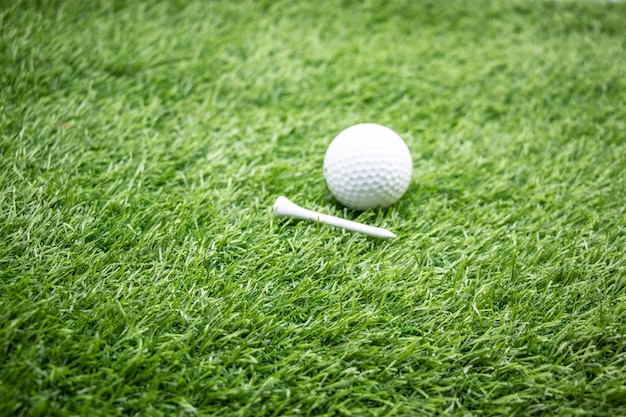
[324,123,412,210]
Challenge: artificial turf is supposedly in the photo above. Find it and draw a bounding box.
[1,0,625,415]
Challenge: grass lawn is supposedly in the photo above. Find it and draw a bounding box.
[1,0,625,415]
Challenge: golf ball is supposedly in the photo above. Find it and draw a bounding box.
[323,123,412,210]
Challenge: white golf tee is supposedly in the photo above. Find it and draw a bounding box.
[273,196,396,239]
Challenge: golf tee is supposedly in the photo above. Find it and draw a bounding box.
[273,196,396,239]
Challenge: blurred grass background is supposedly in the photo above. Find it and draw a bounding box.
[1,0,625,415]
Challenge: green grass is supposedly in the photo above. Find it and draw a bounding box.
[1,0,625,415]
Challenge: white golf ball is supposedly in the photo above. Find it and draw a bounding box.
[323,123,412,210]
